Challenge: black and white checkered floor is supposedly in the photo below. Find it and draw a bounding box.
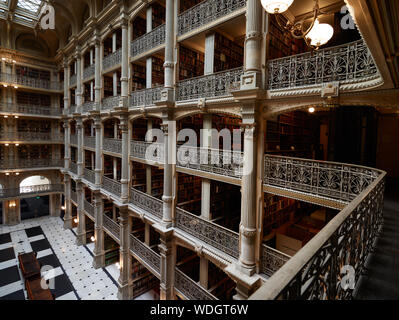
[0,216,119,300]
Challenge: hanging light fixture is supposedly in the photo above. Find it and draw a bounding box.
[261,0,334,50]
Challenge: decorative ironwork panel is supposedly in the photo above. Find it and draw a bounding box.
[102,176,121,197]
[0,103,61,116]
[0,184,64,199]
[130,86,163,108]
[70,162,78,175]
[70,74,77,87]
[267,40,380,90]
[69,105,77,115]
[83,168,96,184]
[130,140,164,163]
[84,136,96,149]
[82,101,95,113]
[71,191,78,203]
[177,146,243,179]
[261,245,291,277]
[0,132,64,142]
[83,65,95,79]
[129,188,163,220]
[0,158,63,170]
[175,207,239,259]
[1,73,62,91]
[264,155,381,203]
[264,176,385,300]
[129,234,161,276]
[84,200,95,219]
[178,0,246,36]
[103,48,122,71]
[70,134,78,146]
[103,138,122,154]
[101,96,120,111]
[131,24,166,57]
[176,67,243,101]
[174,268,217,300]
[103,214,120,241]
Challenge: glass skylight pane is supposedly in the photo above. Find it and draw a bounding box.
[17,0,42,14]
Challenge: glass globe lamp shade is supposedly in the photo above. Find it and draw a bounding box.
[260,0,294,14]
[305,19,334,48]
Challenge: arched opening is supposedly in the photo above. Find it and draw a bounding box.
[19,176,51,221]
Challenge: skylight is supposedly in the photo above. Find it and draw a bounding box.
[17,0,43,15]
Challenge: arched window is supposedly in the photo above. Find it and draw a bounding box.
[20,176,51,188]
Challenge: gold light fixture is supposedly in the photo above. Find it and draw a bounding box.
[260,0,334,50]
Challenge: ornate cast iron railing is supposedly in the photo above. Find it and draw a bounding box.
[251,170,385,300]
[82,101,96,113]
[70,134,78,146]
[84,200,95,219]
[176,67,243,101]
[131,24,166,57]
[70,74,77,87]
[0,73,62,91]
[70,162,78,175]
[84,136,96,149]
[0,103,62,117]
[0,184,64,200]
[103,138,122,154]
[264,155,381,203]
[129,234,161,277]
[174,268,218,300]
[130,86,163,108]
[177,146,243,179]
[129,187,163,220]
[178,0,246,36]
[83,168,96,184]
[103,48,122,71]
[130,140,164,163]
[102,176,121,197]
[101,95,120,111]
[175,207,239,259]
[267,40,380,91]
[0,132,64,142]
[83,64,95,80]
[0,158,63,170]
[69,105,77,115]
[103,214,120,241]
[71,191,78,203]
[261,245,291,278]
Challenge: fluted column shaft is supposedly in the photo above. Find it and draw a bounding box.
[164,0,175,89]
[77,118,84,177]
[121,19,129,103]
[94,38,102,109]
[93,192,105,268]
[76,182,86,246]
[63,175,73,229]
[76,50,83,109]
[118,209,131,300]
[63,121,71,170]
[120,114,129,202]
[245,0,263,72]
[94,116,103,186]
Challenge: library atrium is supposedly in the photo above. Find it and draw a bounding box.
[0,0,398,301]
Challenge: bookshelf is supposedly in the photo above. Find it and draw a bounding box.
[152,2,166,29]
[179,0,203,14]
[131,162,146,193]
[16,66,50,81]
[132,16,146,40]
[177,173,202,215]
[152,56,164,87]
[179,45,204,80]
[17,91,51,107]
[104,233,119,266]
[132,63,146,91]
[214,33,244,73]
[151,166,164,199]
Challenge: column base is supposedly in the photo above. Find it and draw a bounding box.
[63,219,73,230]
[92,253,105,269]
[160,285,174,301]
[117,282,132,300]
[75,233,86,246]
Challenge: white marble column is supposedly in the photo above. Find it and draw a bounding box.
[120,113,129,202]
[146,119,153,195]
[94,116,103,186]
[120,18,129,108]
[163,0,175,96]
[63,60,70,115]
[117,208,131,300]
[63,121,71,170]
[63,175,73,229]
[77,118,84,177]
[94,36,102,110]
[75,49,83,111]
[93,192,105,268]
[75,182,86,246]
[158,230,175,300]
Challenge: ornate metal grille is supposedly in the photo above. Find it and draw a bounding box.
[83,168,96,184]
[84,136,96,149]
[70,162,78,175]
[103,48,122,71]
[267,40,380,90]
[129,188,163,220]
[0,132,63,142]
[82,101,95,113]
[103,138,122,154]
[264,155,381,203]
[177,146,243,179]
[0,73,62,91]
[84,200,95,219]
[0,103,61,117]
[176,67,243,101]
[129,234,161,277]
[131,24,166,57]
[70,134,78,146]
[103,214,120,241]
[0,158,63,170]
[175,207,239,259]
[0,184,64,200]
[261,245,291,277]
[254,174,385,300]
[101,95,120,111]
[178,0,246,36]
[102,176,121,197]
[83,64,95,79]
[130,140,164,163]
[130,86,163,108]
[174,268,218,300]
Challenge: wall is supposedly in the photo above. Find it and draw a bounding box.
[376,115,399,178]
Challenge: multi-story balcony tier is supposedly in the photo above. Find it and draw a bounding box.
[0,103,62,118]
[131,24,166,61]
[0,73,63,92]
[0,158,63,172]
[0,184,64,201]
[0,132,64,144]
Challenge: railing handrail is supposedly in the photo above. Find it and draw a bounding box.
[251,170,386,300]
[178,66,243,85]
[174,268,218,300]
[129,233,161,275]
[0,184,64,198]
[1,72,62,90]
[131,23,166,44]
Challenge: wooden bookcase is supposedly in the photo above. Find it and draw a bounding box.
[132,16,146,40]
[17,91,51,107]
[152,2,166,28]
[132,63,146,91]
[177,173,202,215]
[179,0,203,14]
[104,233,119,266]
[214,33,244,73]
[16,66,50,81]
[179,45,204,80]
[152,56,164,87]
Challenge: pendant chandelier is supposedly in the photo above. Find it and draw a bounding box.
[260,0,334,50]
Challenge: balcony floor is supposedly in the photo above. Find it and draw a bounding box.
[355,181,399,299]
